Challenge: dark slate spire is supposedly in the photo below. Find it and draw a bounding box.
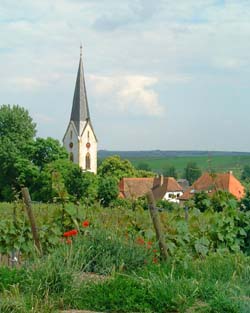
[70,45,90,134]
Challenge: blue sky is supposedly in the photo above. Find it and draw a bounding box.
[1,0,250,151]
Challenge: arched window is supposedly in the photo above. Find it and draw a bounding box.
[86,152,91,170]
[70,130,73,139]
[70,152,74,162]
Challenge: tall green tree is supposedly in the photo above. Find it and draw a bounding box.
[98,176,119,207]
[0,104,36,149]
[241,165,250,182]
[184,162,201,184]
[98,155,137,181]
[0,105,37,200]
[27,137,68,170]
[163,165,178,179]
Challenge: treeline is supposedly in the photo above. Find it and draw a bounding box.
[0,105,154,204]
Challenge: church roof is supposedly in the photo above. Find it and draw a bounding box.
[70,47,90,135]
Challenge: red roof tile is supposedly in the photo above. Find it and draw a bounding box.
[119,177,183,200]
[180,172,245,201]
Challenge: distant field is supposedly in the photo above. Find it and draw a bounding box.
[128,155,250,178]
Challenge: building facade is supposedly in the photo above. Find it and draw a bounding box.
[63,47,97,174]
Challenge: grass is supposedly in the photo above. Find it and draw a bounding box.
[129,154,250,177]
[0,231,250,313]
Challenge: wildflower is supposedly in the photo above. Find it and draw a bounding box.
[63,229,78,237]
[66,239,72,245]
[153,257,158,264]
[82,220,90,228]
[147,241,152,249]
[153,249,158,254]
[136,237,145,245]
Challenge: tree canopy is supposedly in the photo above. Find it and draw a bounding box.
[184,162,202,184]
[0,104,36,148]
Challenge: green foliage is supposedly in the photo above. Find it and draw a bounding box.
[0,104,36,148]
[98,176,119,207]
[187,190,238,212]
[156,199,177,211]
[240,190,250,211]
[98,155,137,180]
[65,170,98,203]
[136,162,151,172]
[0,207,250,312]
[241,165,250,182]
[0,105,69,202]
[184,161,202,184]
[27,137,68,170]
[163,164,178,179]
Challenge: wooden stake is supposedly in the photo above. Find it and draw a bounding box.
[146,190,168,261]
[21,187,42,255]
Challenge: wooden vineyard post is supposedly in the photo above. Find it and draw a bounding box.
[146,190,168,261]
[21,187,42,255]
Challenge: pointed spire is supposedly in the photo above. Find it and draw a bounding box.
[70,46,90,135]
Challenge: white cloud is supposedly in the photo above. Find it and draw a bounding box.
[7,77,45,91]
[212,57,248,70]
[89,74,163,116]
[33,113,54,124]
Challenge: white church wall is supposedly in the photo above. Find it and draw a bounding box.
[79,123,97,174]
[63,122,79,164]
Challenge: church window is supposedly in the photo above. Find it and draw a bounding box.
[70,130,73,139]
[70,152,74,162]
[87,131,90,141]
[86,152,91,170]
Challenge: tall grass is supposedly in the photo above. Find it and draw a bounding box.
[0,229,249,312]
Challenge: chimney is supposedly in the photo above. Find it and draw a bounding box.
[160,175,164,186]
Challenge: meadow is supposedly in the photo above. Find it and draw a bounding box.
[128,154,250,177]
[0,201,250,312]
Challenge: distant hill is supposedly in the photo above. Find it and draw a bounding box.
[98,150,250,159]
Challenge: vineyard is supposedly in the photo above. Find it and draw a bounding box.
[0,200,250,312]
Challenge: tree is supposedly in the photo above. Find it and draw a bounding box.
[27,137,68,170]
[136,162,151,172]
[98,176,119,207]
[163,165,178,179]
[0,104,36,149]
[240,190,250,211]
[0,105,37,200]
[98,155,137,181]
[65,170,98,203]
[184,162,201,184]
[241,165,250,182]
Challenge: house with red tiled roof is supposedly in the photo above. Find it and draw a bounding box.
[119,176,184,203]
[180,171,245,201]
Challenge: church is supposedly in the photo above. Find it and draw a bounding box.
[63,47,98,174]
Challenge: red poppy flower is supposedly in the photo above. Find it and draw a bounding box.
[82,220,90,228]
[63,229,78,237]
[147,241,152,249]
[153,257,158,264]
[136,237,145,245]
[66,239,72,245]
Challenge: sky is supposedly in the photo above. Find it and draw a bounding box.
[1,0,250,151]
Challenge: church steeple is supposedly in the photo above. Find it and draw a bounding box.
[70,45,90,135]
[63,46,98,174]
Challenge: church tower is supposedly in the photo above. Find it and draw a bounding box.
[63,46,98,174]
